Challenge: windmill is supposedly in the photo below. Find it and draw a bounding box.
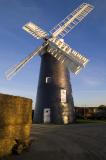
[6,3,94,124]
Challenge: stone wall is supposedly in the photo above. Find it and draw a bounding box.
[0,93,32,157]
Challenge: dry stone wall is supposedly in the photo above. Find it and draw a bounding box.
[0,93,32,157]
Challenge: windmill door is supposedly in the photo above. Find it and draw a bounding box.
[44,108,51,123]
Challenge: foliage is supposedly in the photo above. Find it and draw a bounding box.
[98,105,106,110]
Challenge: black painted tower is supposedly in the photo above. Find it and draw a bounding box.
[33,52,75,124]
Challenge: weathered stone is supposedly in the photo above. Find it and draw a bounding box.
[0,93,32,157]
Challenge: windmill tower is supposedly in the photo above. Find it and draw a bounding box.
[6,3,94,124]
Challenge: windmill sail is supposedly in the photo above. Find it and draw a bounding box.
[47,38,89,74]
[6,43,47,80]
[47,46,82,74]
[50,3,94,38]
[23,22,48,39]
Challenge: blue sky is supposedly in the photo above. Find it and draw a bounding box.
[0,0,106,108]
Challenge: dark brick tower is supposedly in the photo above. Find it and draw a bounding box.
[33,52,75,124]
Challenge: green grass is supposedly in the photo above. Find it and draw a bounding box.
[76,119,106,124]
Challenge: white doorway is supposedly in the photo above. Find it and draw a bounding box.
[44,108,51,123]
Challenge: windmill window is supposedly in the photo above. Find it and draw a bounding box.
[46,77,52,83]
[60,89,67,103]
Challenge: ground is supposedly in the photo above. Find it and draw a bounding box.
[2,122,106,160]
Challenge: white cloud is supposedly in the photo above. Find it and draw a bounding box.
[85,78,100,86]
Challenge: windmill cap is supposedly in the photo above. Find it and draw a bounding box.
[59,39,64,42]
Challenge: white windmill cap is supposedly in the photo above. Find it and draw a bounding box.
[59,39,64,42]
